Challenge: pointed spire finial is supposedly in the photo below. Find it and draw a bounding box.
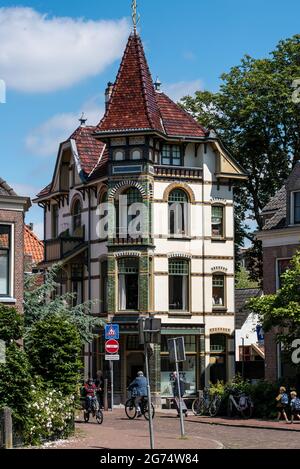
[131,0,140,33]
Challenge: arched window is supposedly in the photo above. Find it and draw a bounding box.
[169,259,189,311]
[118,257,139,311]
[116,188,143,239]
[168,189,189,237]
[72,199,82,234]
[98,191,108,240]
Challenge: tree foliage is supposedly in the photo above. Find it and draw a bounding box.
[181,35,300,278]
[235,266,259,289]
[26,314,82,396]
[248,251,300,368]
[0,304,24,344]
[24,263,105,344]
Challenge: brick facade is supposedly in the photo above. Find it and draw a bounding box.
[0,209,25,314]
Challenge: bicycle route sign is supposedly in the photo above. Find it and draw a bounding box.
[105,324,119,340]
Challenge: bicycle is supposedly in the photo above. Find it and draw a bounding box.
[83,396,104,425]
[227,390,254,419]
[125,395,155,421]
[192,388,221,417]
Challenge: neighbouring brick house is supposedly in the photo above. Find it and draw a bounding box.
[257,162,300,383]
[0,179,31,314]
[34,31,247,404]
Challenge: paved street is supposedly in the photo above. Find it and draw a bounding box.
[43,409,300,450]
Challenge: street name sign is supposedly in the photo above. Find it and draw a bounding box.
[105,354,120,361]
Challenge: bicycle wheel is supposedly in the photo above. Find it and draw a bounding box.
[227,398,233,417]
[209,396,221,417]
[96,409,104,425]
[143,402,155,421]
[84,410,90,423]
[192,398,205,416]
[125,399,137,420]
[241,401,254,419]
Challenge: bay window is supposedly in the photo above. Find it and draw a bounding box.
[118,258,139,311]
[169,259,189,311]
[0,225,11,297]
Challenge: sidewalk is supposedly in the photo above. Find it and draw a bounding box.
[183,414,300,432]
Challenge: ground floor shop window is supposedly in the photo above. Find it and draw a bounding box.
[161,335,197,397]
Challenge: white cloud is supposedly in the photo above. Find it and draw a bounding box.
[9,182,40,199]
[163,79,203,102]
[0,7,130,92]
[25,97,104,157]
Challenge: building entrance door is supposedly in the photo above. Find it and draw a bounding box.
[126,352,145,388]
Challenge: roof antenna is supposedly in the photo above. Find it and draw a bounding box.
[79,112,87,127]
[132,0,140,33]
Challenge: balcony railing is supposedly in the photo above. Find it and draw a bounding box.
[45,236,86,262]
[109,235,153,246]
[154,165,203,179]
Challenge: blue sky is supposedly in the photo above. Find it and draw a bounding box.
[0,0,300,238]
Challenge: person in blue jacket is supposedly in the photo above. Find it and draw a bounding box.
[128,371,148,417]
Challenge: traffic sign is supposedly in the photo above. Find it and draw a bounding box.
[105,324,120,340]
[105,339,119,354]
[105,354,120,361]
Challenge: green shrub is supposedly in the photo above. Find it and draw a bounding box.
[0,304,24,343]
[26,314,82,396]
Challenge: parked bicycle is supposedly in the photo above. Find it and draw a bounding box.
[227,389,254,419]
[192,388,221,417]
[83,397,103,425]
[125,395,155,421]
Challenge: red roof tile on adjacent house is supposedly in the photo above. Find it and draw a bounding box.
[24,225,44,265]
[70,126,106,175]
[155,92,208,138]
[36,183,52,199]
[98,32,164,134]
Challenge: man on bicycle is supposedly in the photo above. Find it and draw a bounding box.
[128,371,148,418]
[84,378,98,412]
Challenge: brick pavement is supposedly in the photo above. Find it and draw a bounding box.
[41,409,300,450]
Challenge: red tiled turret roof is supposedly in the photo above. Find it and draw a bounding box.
[98,32,164,134]
[155,92,208,138]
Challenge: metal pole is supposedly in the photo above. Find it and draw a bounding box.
[110,361,114,411]
[104,378,108,411]
[242,337,245,380]
[145,343,155,450]
[174,339,185,438]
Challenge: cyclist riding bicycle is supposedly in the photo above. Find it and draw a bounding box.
[84,378,98,412]
[128,371,148,418]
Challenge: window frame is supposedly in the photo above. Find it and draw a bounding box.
[51,204,59,239]
[72,198,82,234]
[211,204,225,239]
[118,257,139,312]
[168,258,190,312]
[0,223,13,299]
[212,273,226,309]
[161,144,182,166]
[291,191,300,225]
[168,189,190,238]
[276,258,291,291]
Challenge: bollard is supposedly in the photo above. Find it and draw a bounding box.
[3,407,13,449]
[104,379,108,411]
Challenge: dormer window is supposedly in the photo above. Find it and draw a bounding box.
[162,145,181,166]
[292,191,300,224]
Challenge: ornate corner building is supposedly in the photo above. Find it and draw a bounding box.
[34,31,247,404]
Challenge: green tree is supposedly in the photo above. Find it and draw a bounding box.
[24,263,105,344]
[0,304,24,343]
[248,251,300,373]
[181,35,300,279]
[26,314,82,395]
[235,266,259,289]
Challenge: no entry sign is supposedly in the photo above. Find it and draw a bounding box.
[105,339,119,355]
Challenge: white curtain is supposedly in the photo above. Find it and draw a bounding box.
[119,274,127,310]
[182,276,188,311]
